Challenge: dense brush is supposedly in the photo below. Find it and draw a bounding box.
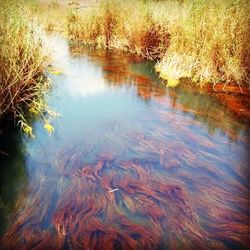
[66,0,250,88]
[0,0,50,135]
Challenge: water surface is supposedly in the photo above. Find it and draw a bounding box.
[0,34,250,250]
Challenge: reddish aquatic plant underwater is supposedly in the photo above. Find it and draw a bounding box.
[1,37,250,250]
[1,130,250,250]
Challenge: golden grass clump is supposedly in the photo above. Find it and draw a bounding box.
[154,0,250,87]
[65,0,250,88]
[67,1,119,45]
[0,0,50,134]
[66,0,171,59]
[30,0,67,32]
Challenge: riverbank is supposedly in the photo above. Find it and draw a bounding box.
[1,0,250,132]
[33,0,250,119]
[39,0,250,88]
[0,0,50,135]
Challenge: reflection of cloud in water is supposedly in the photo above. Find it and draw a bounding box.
[67,77,107,98]
[44,33,109,98]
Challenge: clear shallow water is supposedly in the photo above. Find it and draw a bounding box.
[0,34,250,250]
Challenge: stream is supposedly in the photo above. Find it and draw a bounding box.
[0,33,250,250]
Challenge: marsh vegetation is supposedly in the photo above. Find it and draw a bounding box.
[0,1,250,250]
[0,0,52,135]
[1,0,250,126]
[61,0,249,88]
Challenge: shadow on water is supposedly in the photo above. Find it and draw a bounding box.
[0,118,28,236]
[0,34,250,249]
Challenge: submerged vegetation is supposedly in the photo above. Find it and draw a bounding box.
[64,0,250,88]
[0,0,249,131]
[1,1,250,249]
[0,0,51,135]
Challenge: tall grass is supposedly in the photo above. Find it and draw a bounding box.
[33,0,67,32]
[155,0,250,88]
[66,0,250,89]
[0,0,50,135]
[67,0,170,59]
